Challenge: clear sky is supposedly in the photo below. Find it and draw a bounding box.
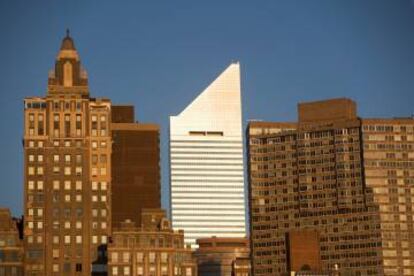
[1,0,414,216]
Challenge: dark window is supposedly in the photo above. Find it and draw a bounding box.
[76,263,82,272]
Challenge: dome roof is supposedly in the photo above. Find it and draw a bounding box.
[60,29,76,50]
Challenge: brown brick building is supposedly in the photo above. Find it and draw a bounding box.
[0,208,24,276]
[247,99,385,275]
[111,105,161,229]
[194,237,250,276]
[108,209,197,276]
[361,118,414,275]
[23,32,112,275]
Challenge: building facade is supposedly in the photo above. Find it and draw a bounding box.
[108,209,197,276]
[23,32,112,275]
[111,105,161,229]
[169,63,246,247]
[194,237,250,276]
[0,208,24,276]
[361,118,414,275]
[247,99,384,275]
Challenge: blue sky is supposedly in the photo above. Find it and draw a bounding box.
[1,0,414,216]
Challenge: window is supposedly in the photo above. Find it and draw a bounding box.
[92,167,98,176]
[53,264,59,272]
[100,167,107,176]
[149,252,156,263]
[101,235,107,244]
[28,181,34,190]
[64,140,71,147]
[37,155,43,162]
[64,221,71,229]
[38,141,44,147]
[65,195,71,202]
[28,141,34,147]
[37,222,43,229]
[64,236,70,244]
[123,252,130,262]
[76,221,82,229]
[28,155,35,162]
[92,195,98,202]
[101,222,107,229]
[92,182,98,191]
[65,154,71,162]
[37,208,43,217]
[76,263,82,272]
[53,180,60,190]
[64,167,71,175]
[101,195,107,202]
[101,182,107,191]
[112,267,118,276]
[28,208,34,216]
[92,209,98,217]
[64,181,71,190]
[53,236,59,244]
[111,252,118,262]
[92,141,98,148]
[124,266,130,275]
[101,209,107,217]
[28,221,34,229]
[76,236,82,244]
[75,181,82,191]
[92,236,98,244]
[53,166,60,174]
[76,195,82,202]
[76,154,82,163]
[76,167,82,176]
[37,167,44,175]
[28,167,35,175]
[37,181,44,190]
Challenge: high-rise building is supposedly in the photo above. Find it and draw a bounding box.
[247,99,385,275]
[23,31,112,275]
[361,118,414,275]
[169,63,246,247]
[111,105,161,229]
[0,208,24,276]
[108,209,197,276]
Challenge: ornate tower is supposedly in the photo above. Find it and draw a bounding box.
[23,31,112,275]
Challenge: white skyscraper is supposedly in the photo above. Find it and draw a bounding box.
[169,62,246,247]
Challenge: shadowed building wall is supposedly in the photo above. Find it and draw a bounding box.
[111,106,161,229]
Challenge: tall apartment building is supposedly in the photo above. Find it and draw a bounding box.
[108,209,197,276]
[111,105,161,229]
[169,63,246,247]
[23,32,112,275]
[0,208,24,275]
[361,118,414,275]
[247,99,385,275]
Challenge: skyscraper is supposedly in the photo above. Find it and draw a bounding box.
[169,63,246,247]
[361,118,414,275]
[247,99,384,275]
[111,105,161,229]
[23,32,112,275]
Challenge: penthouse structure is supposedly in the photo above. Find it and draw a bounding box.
[169,63,246,247]
[247,99,385,275]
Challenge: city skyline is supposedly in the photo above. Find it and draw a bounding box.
[2,1,414,216]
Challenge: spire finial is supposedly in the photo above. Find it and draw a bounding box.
[66,28,70,38]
